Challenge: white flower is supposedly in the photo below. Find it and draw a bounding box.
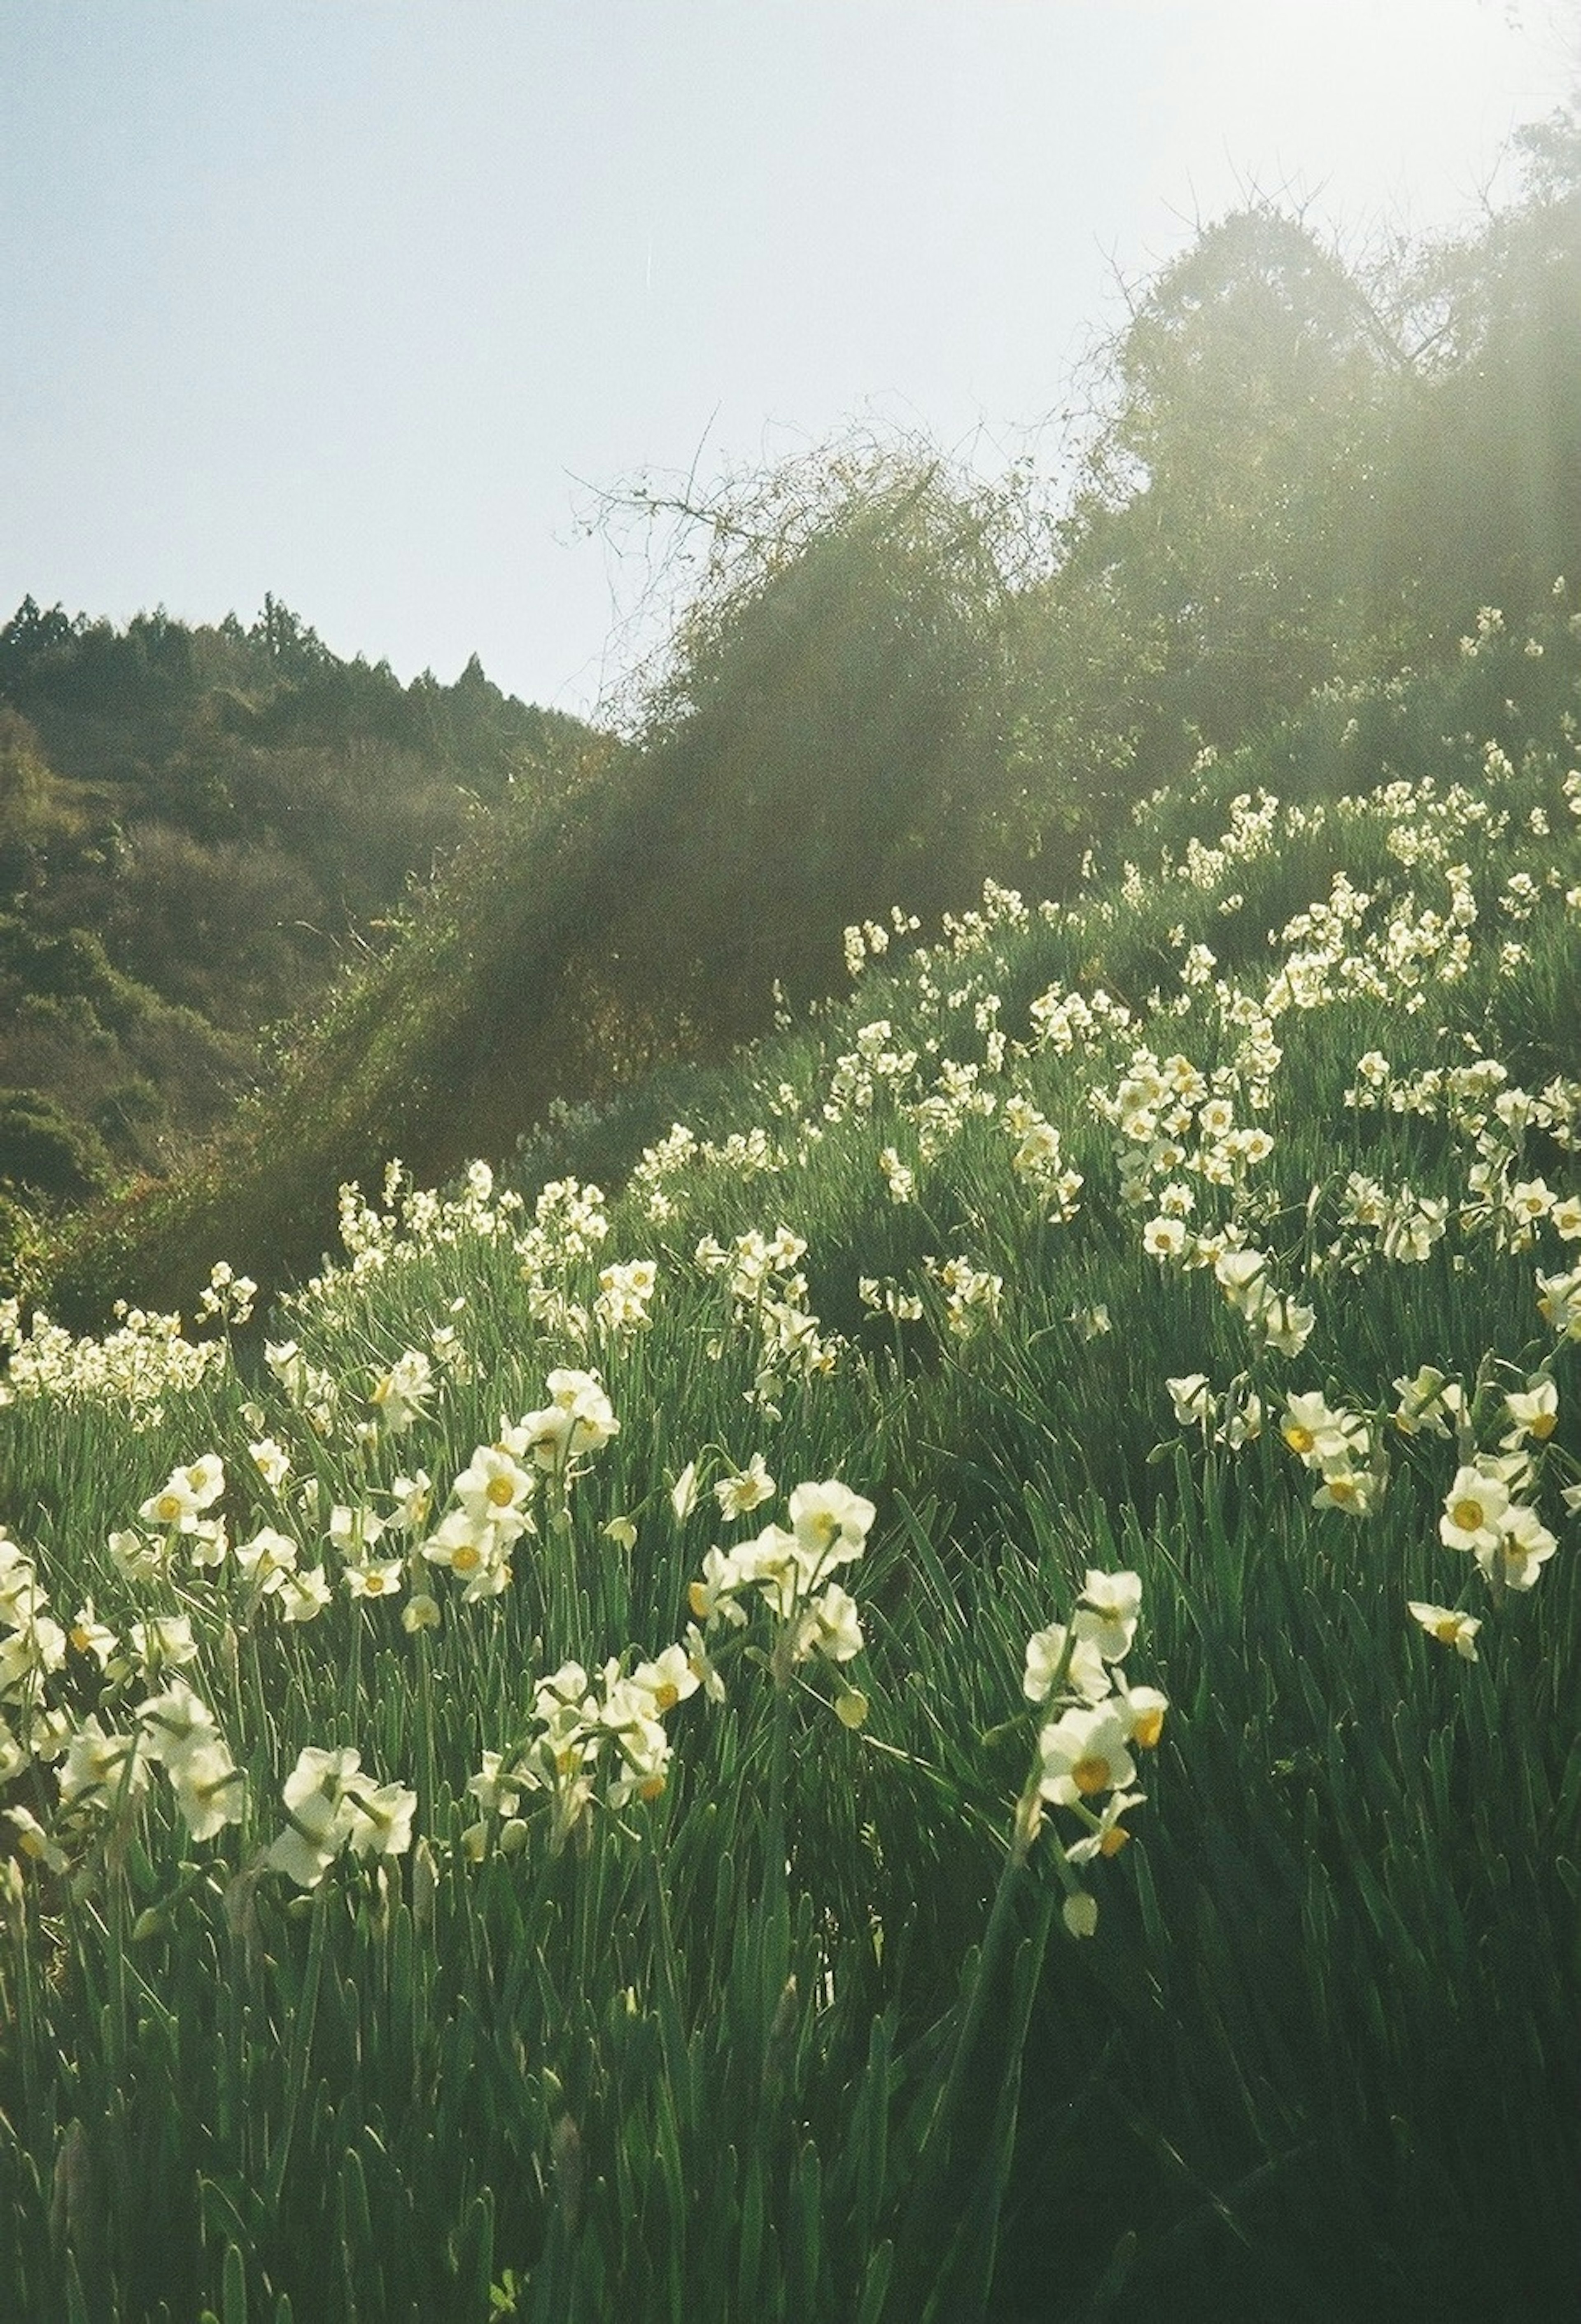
[1038,1702,1137,1808]
[1075,1570,1143,1663]
[794,1582,864,1665]
[715,1454,777,1519]
[1440,1467,1510,1554]
[1407,1602,1481,1661]
[788,1479,876,1572]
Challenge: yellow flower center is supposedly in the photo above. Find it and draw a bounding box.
[452,1545,480,1574]
[1284,1424,1315,1456]
[1328,1475,1357,1503]
[1099,1825,1131,1858]
[654,1682,679,1713]
[1132,1708,1164,1748]
[1530,1412,1556,1440]
[486,1475,515,1507]
[1451,1497,1485,1533]
[364,1572,386,1594]
[1432,1616,1460,1644]
[1072,1754,1111,1797]
[155,1494,182,1524]
[688,1581,710,1619]
[638,1774,666,1803]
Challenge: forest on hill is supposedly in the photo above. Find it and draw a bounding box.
[6,110,1579,1319]
[0,594,595,1205]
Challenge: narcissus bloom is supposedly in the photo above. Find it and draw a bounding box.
[1440,1467,1510,1553]
[1504,1377,1558,1442]
[1038,1703,1137,1808]
[788,1479,876,1569]
[715,1454,777,1519]
[1407,1601,1481,1660]
[1075,1570,1143,1664]
[1480,1504,1558,1591]
[1023,1621,1108,1707]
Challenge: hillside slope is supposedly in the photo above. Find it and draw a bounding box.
[1,597,1576,2320]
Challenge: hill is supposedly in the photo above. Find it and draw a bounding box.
[0,594,1576,2318]
[26,112,1579,1325]
[0,593,595,1229]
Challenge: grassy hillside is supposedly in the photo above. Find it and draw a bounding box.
[1,595,1576,2319]
[29,120,1577,1329]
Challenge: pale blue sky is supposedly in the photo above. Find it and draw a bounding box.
[1,2,1574,714]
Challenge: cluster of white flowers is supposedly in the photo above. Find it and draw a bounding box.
[0,1295,226,1422]
[265,1746,416,1888]
[687,1477,875,1715]
[466,1648,698,1858]
[1279,1391,1382,1517]
[1165,1371,1264,1450]
[824,1020,921,1124]
[0,1528,248,1883]
[1028,979,1133,1058]
[1004,1097,1084,1224]
[904,1055,998,1161]
[693,1225,841,1402]
[843,905,921,981]
[1017,1570,1168,1937]
[923,1254,1004,1338]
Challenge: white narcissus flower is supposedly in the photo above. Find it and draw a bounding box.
[1480,1505,1558,1592]
[1167,1374,1215,1430]
[788,1480,876,1570]
[1065,1790,1147,1865]
[277,1567,332,1624]
[249,1437,291,1489]
[267,1746,364,1888]
[1503,1377,1558,1442]
[167,1739,246,1842]
[67,1603,118,1667]
[454,1444,534,1532]
[345,1781,417,1862]
[5,1805,68,1874]
[1038,1703,1137,1809]
[1408,1601,1481,1661]
[343,1559,404,1603]
[1075,1570,1143,1664]
[234,1527,298,1594]
[1440,1467,1510,1554]
[1120,1685,1168,1749]
[135,1675,219,1767]
[715,1454,777,1520]
[59,1718,149,1812]
[795,1582,864,1666]
[129,1616,198,1674]
[630,1645,700,1716]
[1022,1622,1109,1707]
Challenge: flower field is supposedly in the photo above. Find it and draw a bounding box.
[2,603,1579,2321]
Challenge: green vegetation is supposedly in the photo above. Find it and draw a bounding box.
[1,589,1578,2318]
[0,112,1577,2322]
[29,113,1578,1324]
[0,594,594,1240]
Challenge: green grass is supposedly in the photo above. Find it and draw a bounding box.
[2,610,1579,2320]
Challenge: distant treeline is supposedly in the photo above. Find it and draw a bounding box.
[15,109,1581,1316]
[0,593,595,1208]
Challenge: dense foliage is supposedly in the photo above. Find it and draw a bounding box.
[0,593,592,1215]
[1,595,1577,2319]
